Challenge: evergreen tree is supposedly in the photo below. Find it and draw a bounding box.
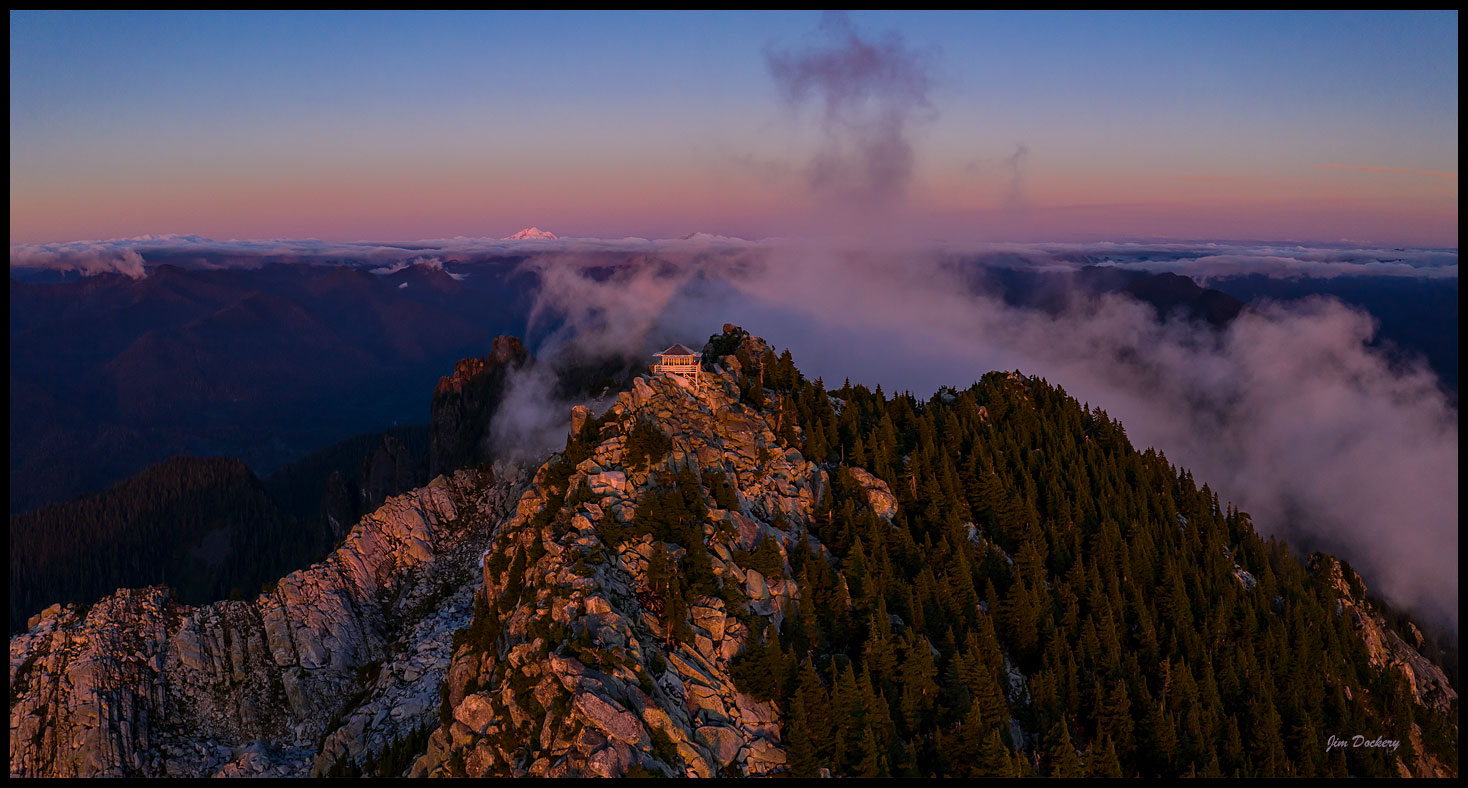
[1086,736,1124,778]
[976,729,1015,777]
[624,351,1453,780]
[1044,722,1084,778]
[786,693,819,778]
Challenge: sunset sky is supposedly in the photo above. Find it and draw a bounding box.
[9,10,1458,246]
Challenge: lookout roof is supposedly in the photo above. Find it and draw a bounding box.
[656,343,700,357]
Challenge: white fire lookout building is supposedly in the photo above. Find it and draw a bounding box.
[653,343,703,389]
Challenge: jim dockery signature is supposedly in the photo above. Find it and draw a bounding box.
[1325,734,1401,753]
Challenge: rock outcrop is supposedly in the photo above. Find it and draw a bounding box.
[1307,555,1457,718]
[428,337,530,479]
[9,466,528,778]
[412,343,891,778]
[1307,555,1457,778]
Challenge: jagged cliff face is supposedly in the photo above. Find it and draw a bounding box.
[9,466,528,777]
[414,337,894,778]
[7,334,891,779]
[1306,555,1458,778]
[1308,557,1456,717]
[427,336,529,480]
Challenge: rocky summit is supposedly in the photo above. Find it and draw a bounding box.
[6,331,888,778]
[413,334,864,777]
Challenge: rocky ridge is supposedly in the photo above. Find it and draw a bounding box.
[1307,555,1456,718]
[1306,555,1457,777]
[412,336,895,777]
[9,465,528,777]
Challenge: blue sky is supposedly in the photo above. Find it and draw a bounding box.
[10,10,1458,244]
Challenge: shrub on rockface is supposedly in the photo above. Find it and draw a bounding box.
[733,537,784,579]
[452,591,500,654]
[597,507,627,546]
[624,420,672,472]
[729,621,794,703]
[702,470,740,510]
[630,471,707,546]
[703,324,749,367]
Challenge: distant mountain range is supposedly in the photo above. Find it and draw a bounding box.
[9,260,538,513]
[8,254,1455,516]
[8,336,642,634]
[1204,274,1458,394]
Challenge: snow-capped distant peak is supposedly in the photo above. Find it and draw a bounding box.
[679,231,746,244]
[503,227,558,240]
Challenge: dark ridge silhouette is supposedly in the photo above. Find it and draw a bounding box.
[264,424,431,543]
[8,456,314,633]
[956,262,1247,327]
[428,336,532,479]
[9,260,538,513]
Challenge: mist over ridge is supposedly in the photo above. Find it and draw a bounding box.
[9,230,1459,632]
[511,239,1458,633]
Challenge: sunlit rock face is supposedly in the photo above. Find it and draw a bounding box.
[9,467,528,778]
[1303,555,1457,778]
[414,334,889,778]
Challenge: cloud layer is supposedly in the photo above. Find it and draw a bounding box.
[521,242,1459,631]
[9,233,1458,628]
[11,235,1456,281]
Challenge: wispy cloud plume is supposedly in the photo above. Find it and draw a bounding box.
[368,255,467,280]
[1003,143,1030,213]
[9,244,148,279]
[766,11,936,217]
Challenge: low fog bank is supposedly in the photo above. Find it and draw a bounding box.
[520,244,1458,633]
[11,235,1455,283]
